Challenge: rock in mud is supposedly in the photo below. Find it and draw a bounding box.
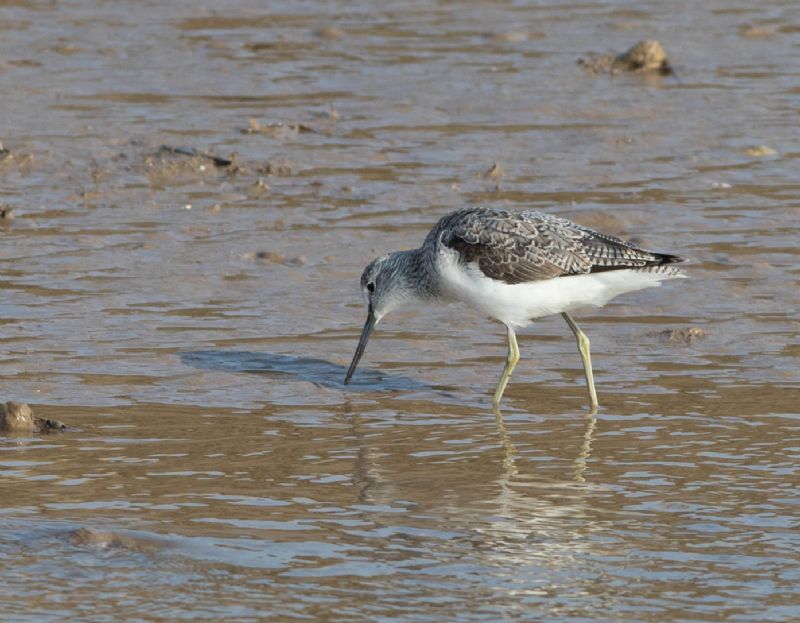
[0,401,66,433]
[0,402,34,432]
[579,40,673,76]
[0,206,13,220]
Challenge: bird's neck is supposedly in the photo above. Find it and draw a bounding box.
[390,248,440,300]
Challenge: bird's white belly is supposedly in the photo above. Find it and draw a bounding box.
[437,250,684,328]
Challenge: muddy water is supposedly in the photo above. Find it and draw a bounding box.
[1,1,799,621]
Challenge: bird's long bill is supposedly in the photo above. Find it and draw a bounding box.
[344,305,376,385]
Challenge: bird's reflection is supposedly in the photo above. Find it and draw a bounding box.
[492,406,597,483]
[572,411,597,483]
[339,397,605,596]
[493,409,518,476]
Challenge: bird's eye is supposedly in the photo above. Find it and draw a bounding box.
[366,282,375,293]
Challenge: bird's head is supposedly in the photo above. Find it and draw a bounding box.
[344,252,417,385]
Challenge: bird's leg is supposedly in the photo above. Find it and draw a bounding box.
[493,325,520,408]
[562,312,599,411]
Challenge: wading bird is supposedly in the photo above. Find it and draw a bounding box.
[344,207,686,410]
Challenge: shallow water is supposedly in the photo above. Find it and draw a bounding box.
[1,1,799,621]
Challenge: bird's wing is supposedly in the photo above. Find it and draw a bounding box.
[439,208,682,285]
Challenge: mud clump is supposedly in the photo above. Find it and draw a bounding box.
[484,162,503,180]
[259,159,294,177]
[621,40,671,72]
[68,528,165,554]
[657,327,707,345]
[487,31,534,43]
[739,24,777,39]
[579,40,673,76]
[242,119,317,139]
[0,141,35,174]
[249,178,271,195]
[246,250,307,267]
[143,145,237,187]
[314,26,345,41]
[161,145,232,167]
[744,145,777,158]
[0,401,67,433]
[69,528,127,549]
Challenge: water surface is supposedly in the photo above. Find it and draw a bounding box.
[1,1,799,621]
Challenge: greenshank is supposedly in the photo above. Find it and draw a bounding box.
[344,207,686,409]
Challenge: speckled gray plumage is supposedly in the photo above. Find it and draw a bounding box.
[347,207,686,400]
[426,207,684,285]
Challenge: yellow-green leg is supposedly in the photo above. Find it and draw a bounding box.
[493,325,520,408]
[562,312,599,411]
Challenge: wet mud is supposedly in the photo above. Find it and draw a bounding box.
[0,1,798,622]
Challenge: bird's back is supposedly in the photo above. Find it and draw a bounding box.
[423,207,685,326]
[426,207,684,285]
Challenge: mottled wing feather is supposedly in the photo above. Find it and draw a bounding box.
[445,212,585,282]
[438,208,683,284]
[575,225,678,272]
